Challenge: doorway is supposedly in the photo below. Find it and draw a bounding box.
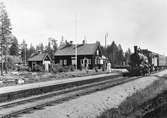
[81,57,89,68]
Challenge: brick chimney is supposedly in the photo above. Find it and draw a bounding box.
[82,40,86,45]
[134,46,138,53]
[70,41,73,45]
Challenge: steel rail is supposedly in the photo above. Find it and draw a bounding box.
[0,75,143,118]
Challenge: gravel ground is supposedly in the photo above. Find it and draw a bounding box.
[18,70,167,118]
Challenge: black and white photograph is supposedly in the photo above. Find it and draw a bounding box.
[0,0,166,117]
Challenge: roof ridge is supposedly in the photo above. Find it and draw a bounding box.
[55,42,99,56]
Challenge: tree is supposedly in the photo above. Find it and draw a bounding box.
[46,37,58,59]
[36,43,44,52]
[100,45,107,57]
[20,40,27,65]
[105,41,126,66]
[27,43,35,58]
[46,41,52,58]
[125,48,131,65]
[9,36,19,56]
[49,38,57,53]
[106,41,119,66]
[59,36,66,49]
[0,2,12,75]
[117,44,124,65]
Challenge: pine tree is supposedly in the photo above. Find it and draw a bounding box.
[36,43,44,52]
[27,43,35,58]
[20,40,27,65]
[117,44,124,65]
[46,41,53,58]
[106,41,119,66]
[9,36,19,56]
[46,37,58,59]
[125,48,131,65]
[0,2,12,75]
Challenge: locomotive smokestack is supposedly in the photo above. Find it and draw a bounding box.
[134,46,138,53]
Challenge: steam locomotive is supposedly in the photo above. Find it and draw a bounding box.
[128,46,167,76]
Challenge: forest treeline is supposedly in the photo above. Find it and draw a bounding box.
[9,37,132,66]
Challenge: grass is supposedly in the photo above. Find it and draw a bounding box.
[0,69,110,87]
[97,76,167,118]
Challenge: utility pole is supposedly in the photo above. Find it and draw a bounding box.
[23,41,27,65]
[5,35,7,74]
[105,33,108,48]
[25,44,26,65]
[1,40,3,76]
[0,22,3,76]
[75,14,78,70]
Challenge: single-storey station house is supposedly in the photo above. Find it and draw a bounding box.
[54,41,104,69]
[28,52,52,72]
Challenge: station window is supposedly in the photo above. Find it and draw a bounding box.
[97,50,99,55]
[88,59,91,64]
[60,60,63,65]
[64,59,67,65]
[95,58,99,64]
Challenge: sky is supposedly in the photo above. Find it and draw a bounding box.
[1,0,167,55]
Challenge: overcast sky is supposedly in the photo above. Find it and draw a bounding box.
[1,0,167,54]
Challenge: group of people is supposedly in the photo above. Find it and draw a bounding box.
[102,61,112,73]
[81,60,112,73]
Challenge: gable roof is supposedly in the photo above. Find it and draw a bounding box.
[55,43,100,56]
[28,52,51,62]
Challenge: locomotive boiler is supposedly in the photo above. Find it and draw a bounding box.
[128,46,150,75]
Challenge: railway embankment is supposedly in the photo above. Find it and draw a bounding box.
[98,71,167,118]
[18,70,167,118]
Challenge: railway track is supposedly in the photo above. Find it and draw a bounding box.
[0,75,142,118]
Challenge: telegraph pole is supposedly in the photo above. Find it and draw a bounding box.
[25,44,26,65]
[105,32,108,48]
[75,14,78,70]
[22,40,27,65]
[0,22,3,76]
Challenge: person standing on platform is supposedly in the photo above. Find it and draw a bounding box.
[85,63,89,73]
[107,61,111,73]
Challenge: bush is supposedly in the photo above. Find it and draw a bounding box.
[51,64,75,73]
[69,65,75,71]
[33,64,44,72]
[51,64,65,73]
[63,66,70,72]
[16,64,29,71]
[64,65,75,72]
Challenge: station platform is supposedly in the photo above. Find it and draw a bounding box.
[0,72,121,103]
